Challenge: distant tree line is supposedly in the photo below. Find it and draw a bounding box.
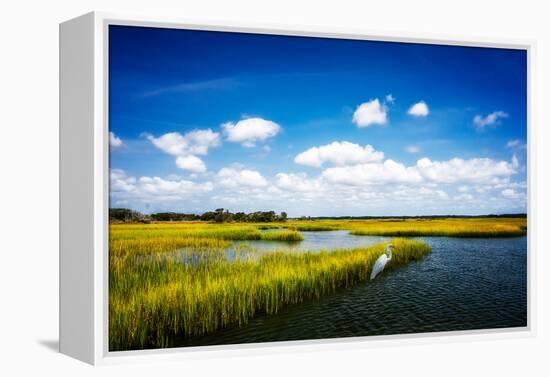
[109,208,150,223]
[309,213,527,220]
[109,208,288,223]
[109,207,526,224]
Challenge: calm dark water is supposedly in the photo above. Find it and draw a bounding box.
[174,233,527,347]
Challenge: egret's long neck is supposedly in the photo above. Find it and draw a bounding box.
[386,247,392,261]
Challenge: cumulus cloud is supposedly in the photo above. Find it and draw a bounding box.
[111,169,136,192]
[112,134,526,215]
[222,117,281,147]
[217,166,268,188]
[416,157,517,184]
[145,129,220,173]
[405,145,420,154]
[175,155,207,173]
[352,99,388,127]
[294,141,384,168]
[110,169,213,207]
[323,160,423,185]
[110,132,123,148]
[275,173,323,192]
[408,101,429,117]
[473,111,508,129]
[138,176,213,195]
[146,129,220,156]
[385,94,395,104]
[321,156,517,187]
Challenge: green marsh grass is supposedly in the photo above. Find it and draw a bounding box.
[109,236,430,351]
[108,217,525,351]
[259,229,304,241]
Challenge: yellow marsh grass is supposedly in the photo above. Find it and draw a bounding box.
[346,218,526,237]
[108,218,524,350]
[109,238,430,351]
[110,223,303,242]
[110,217,526,240]
[225,218,525,237]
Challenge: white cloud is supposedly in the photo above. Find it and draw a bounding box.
[138,176,213,195]
[473,111,508,129]
[112,137,526,215]
[110,132,123,148]
[405,145,420,154]
[323,159,423,185]
[416,157,517,184]
[408,101,429,117]
[110,169,213,206]
[501,188,516,198]
[110,169,136,192]
[222,117,281,147]
[218,166,268,188]
[175,155,207,173]
[145,129,220,172]
[512,154,519,169]
[352,99,388,127]
[146,129,220,156]
[506,139,526,150]
[142,77,239,97]
[453,193,474,201]
[385,94,395,104]
[275,173,323,192]
[419,186,449,200]
[294,141,384,168]
[321,156,517,187]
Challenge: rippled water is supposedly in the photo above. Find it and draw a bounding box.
[174,233,527,347]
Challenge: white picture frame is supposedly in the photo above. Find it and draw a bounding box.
[59,11,535,365]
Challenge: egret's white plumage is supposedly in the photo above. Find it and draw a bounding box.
[370,244,394,280]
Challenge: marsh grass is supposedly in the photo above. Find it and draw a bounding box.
[111,224,261,241]
[109,237,430,351]
[290,224,339,231]
[256,224,284,230]
[347,218,526,238]
[108,217,525,351]
[260,229,304,241]
[110,237,229,257]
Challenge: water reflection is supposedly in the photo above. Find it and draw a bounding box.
[171,230,394,264]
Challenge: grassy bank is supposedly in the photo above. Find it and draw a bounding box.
[109,238,430,351]
[110,223,303,242]
[346,218,526,237]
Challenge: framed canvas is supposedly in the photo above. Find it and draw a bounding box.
[59,12,534,365]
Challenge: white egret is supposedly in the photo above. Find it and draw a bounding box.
[370,244,394,280]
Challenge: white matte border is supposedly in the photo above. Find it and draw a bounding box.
[90,11,535,365]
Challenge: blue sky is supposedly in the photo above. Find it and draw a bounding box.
[109,25,527,216]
